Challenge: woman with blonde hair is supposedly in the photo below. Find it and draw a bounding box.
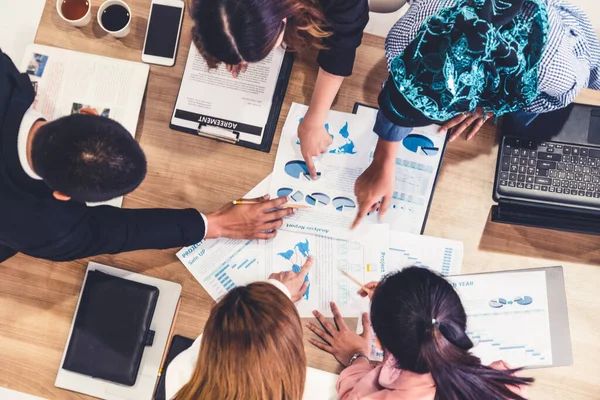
[166,258,312,399]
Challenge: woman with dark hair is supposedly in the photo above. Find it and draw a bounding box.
[189,0,369,178]
[307,267,534,399]
[351,0,600,228]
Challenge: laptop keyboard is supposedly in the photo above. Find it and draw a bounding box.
[498,136,600,209]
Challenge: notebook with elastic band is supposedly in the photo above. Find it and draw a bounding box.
[62,270,159,386]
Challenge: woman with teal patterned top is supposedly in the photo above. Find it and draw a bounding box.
[351,0,600,229]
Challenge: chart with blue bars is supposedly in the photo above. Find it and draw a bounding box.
[388,245,458,277]
[467,325,549,366]
[214,257,257,291]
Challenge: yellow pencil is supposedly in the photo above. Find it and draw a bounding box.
[232,199,310,209]
[338,268,372,295]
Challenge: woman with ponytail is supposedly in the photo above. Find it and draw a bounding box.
[307,267,533,399]
[189,0,369,179]
[352,0,600,229]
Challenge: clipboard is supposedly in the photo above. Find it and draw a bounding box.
[170,48,295,153]
[352,102,449,234]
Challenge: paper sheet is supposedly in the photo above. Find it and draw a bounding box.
[264,225,389,317]
[448,271,553,368]
[355,106,447,233]
[171,44,285,144]
[176,176,272,300]
[19,44,149,208]
[358,232,464,361]
[269,103,379,238]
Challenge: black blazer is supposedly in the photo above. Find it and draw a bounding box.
[0,50,205,263]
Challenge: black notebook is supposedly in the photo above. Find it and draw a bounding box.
[62,270,159,386]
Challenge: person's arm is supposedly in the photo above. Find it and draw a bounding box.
[29,196,294,262]
[298,69,344,178]
[0,243,17,263]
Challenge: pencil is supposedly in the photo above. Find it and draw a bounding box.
[338,268,372,295]
[232,199,310,209]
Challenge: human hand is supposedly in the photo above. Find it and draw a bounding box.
[352,157,395,229]
[205,195,294,240]
[307,303,372,367]
[440,107,493,142]
[298,116,333,179]
[357,281,379,300]
[226,62,248,78]
[269,257,313,302]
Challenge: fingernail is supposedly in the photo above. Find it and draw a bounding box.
[364,313,368,317]
[439,129,447,134]
[312,310,317,315]
[286,196,290,201]
[306,323,312,328]
[292,208,297,214]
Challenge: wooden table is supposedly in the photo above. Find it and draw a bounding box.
[1,1,599,398]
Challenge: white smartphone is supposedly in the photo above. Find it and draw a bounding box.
[142,0,185,66]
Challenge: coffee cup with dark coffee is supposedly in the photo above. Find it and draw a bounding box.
[56,0,92,27]
[97,0,132,38]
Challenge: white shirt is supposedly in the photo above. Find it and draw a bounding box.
[17,107,44,180]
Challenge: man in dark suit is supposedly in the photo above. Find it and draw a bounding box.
[0,49,291,263]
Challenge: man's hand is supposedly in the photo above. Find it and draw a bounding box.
[269,257,313,302]
[307,303,372,367]
[440,107,493,142]
[205,195,294,240]
[352,140,398,229]
[298,117,333,179]
[226,63,248,78]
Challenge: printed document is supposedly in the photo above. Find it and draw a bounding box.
[355,105,446,233]
[20,44,149,208]
[171,44,285,144]
[270,103,446,238]
[448,270,553,368]
[264,225,389,318]
[269,103,378,238]
[358,232,464,361]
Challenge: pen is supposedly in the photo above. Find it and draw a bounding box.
[232,199,310,209]
[337,268,372,296]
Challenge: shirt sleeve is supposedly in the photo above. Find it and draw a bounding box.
[267,279,292,299]
[27,207,207,262]
[336,363,377,399]
[373,109,414,142]
[317,0,369,76]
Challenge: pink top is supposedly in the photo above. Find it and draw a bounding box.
[337,356,527,400]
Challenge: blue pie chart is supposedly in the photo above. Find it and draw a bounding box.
[277,188,294,197]
[403,134,438,156]
[285,160,310,179]
[489,298,507,308]
[306,193,330,206]
[514,296,533,306]
[332,197,356,212]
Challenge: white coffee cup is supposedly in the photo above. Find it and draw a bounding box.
[56,0,92,27]
[97,0,132,39]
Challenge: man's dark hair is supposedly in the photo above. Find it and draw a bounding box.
[31,114,147,203]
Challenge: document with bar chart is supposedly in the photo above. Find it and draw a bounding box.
[264,226,389,318]
[358,231,463,361]
[355,105,447,234]
[176,238,267,300]
[448,270,553,368]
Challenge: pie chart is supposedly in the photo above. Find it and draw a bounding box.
[332,197,356,212]
[488,298,507,308]
[291,190,304,202]
[514,296,533,306]
[277,188,293,197]
[306,193,330,206]
[403,134,439,156]
[285,160,310,179]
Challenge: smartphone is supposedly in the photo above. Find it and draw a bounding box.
[142,0,185,66]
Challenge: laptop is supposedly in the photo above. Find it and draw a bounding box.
[492,103,600,235]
